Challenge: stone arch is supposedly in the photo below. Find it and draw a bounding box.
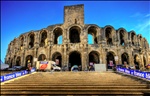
[106,51,116,69]
[89,51,100,64]
[121,52,129,65]
[25,55,33,67]
[69,51,82,70]
[40,30,47,47]
[137,34,142,47]
[87,26,98,44]
[134,54,140,70]
[104,25,115,45]
[19,35,24,50]
[143,38,148,49]
[38,54,46,61]
[16,56,21,66]
[130,31,136,45]
[28,32,35,48]
[69,26,81,43]
[118,28,127,46]
[53,27,63,44]
[52,52,62,67]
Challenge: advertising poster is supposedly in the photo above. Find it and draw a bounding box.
[109,61,113,66]
[55,59,59,65]
[40,61,48,70]
[90,62,93,66]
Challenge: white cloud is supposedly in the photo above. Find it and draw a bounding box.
[145,14,150,17]
[130,12,143,17]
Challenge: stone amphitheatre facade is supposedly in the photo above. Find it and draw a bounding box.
[5,4,150,71]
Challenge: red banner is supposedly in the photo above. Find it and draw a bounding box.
[40,61,48,70]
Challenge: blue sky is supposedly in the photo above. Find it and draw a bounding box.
[1,1,150,63]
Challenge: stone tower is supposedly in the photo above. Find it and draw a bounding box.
[64,4,84,27]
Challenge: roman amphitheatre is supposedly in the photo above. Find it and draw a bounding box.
[5,4,150,71]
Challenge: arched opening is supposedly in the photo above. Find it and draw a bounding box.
[20,36,24,50]
[88,26,98,44]
[69,51,81,71]
[143,56,146,68]
[52,52,62,67]
[119,30,125,46]
[58,35,63,44]
[106,52,116,69]
[25,55,33,67]
[40,31,47,47]
[131,32,135,45]
[38,54,46,61]
[139,35,142,47]
[69,26,81,43]
[88,34,94,44]
[143,39,148,49]
[89,51,100,64]
[105,27,113,45]
[53,28,63,44]
[134,55,139,70]
[28,33,35,48]
[121,53,129,65]
[16,56,21,66]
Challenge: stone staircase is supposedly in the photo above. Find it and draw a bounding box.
[1,72,150,95]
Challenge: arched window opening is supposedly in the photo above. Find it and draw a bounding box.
[134,55,139,70]
[28,33,35,48]
[20,36,24,50]
[69,26,80,43]
[139,36,142,46]
[121,53,129,65]
[40,31,47,47]
[105,28,113,45]
[52,52,62,68]
[16,56,21,66]
[53,28,63,44]
[58,35,63,44]
[89,51,100,64]
[131,33,135,45]
[69,51,81,71]
[88,34,94,44]
[106,52,115,69]
[38,54,46,61]
[143,39,147,49]
[88,26,98,44]
[120,30,125,46]
[25,55,33,67]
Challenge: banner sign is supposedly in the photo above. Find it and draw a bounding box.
[55,59,59,65]
[117,67,150,80]
[0,68,36,82]
[90,62,93,66]
[109,61,114,66]
[40,61,48,70]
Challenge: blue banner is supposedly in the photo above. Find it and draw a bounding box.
[117,67,150,81]
[1,68,36,82]
[1,76,4,82]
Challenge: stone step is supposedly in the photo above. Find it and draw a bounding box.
[2,83,147,86]
[1,85,148,89]
[1,91,144,95]
[1,89,149,95]
[1,88,150,91]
